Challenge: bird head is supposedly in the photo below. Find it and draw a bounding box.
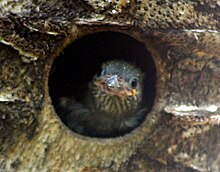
[90,60,144,115]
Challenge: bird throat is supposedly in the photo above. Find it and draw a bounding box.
[92,86,138,119]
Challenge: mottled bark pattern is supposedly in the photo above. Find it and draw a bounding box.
[0,0,219,171]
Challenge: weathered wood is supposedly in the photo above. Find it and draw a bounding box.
[0,0,219,171]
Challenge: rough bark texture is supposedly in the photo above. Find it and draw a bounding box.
[0,0,219,171]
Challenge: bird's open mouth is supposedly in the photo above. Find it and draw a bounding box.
[94,80,137,97]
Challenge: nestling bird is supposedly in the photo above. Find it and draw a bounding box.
[58,60,145,137]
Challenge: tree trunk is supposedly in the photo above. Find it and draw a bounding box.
[0,0,219,171]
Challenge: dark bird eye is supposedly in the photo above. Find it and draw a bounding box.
[131,78,138,88]
[97,68,106,77]
[96,69,102,77]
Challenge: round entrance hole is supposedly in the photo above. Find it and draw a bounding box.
[49,31,156,138]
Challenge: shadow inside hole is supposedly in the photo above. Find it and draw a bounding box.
[49,31,156,138]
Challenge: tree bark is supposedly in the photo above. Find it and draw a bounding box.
[0,0,219,171]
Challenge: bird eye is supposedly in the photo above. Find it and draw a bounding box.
[131,78,138,88]
[101,69,107,76]
[97,68,106,77]
[96,68,102,77]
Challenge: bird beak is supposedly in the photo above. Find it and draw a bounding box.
[94,75,136,98]
[106,75,120,88]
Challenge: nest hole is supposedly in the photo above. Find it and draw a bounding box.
[49,31,156,138]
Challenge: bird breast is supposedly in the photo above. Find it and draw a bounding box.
[92,86,138,117]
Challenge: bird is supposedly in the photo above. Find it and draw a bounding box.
[58,60,146,137]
